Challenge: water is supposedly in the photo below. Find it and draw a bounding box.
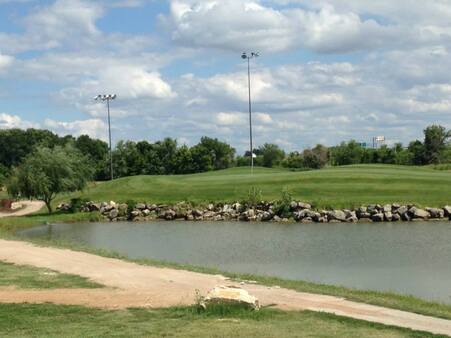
[18,221,451,304]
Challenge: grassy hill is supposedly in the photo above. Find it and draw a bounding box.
[63,164,451,208]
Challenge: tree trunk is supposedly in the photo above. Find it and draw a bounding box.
[45,200,53,214]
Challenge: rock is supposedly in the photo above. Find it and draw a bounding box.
[130,210,141,218]
[136,203,146,210]
[89,203,100,212]
[396,205,409,217]
[346,216,358,223]
[108,209,118,220]
[356,207,367,218]
[294,209,316,221]
[192,209,203,218]
[208,203,215,211]
[202,286,260,310]
[328,210,347,222]
[298,202,312,210]
[142,209,151,216]
[444,206,451,217]
[426,208,444,219]
[383,204,392,213]
[371,213,384,222]
[259,211,273,222]
[203,211,217,219]
[367,205,377,214]
[392,213,401,222]
[164,209,176,220]
[384,211,393,222]
[290,201,298,210]
[409,207,429,219]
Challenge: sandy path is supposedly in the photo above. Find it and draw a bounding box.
[0,201,45,218]
[0,239,450,336]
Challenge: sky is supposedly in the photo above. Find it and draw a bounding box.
[0,0,450,153]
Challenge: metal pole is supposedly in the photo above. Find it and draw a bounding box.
[247,57,254,174]
[107,98,114,180]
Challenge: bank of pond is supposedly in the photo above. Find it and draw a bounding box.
[19,220,451,305]
[59,200,451,223]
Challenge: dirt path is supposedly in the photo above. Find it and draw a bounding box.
[0,201,45,218]
[0,239,450,336]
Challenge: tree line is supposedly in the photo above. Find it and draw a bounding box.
[0,124,449,186]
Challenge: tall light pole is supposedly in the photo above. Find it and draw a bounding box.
[94,94,117,181]
[241,52,259,174]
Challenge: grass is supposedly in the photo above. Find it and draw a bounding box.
[0,303,443,338]
[0,261,102,289]
[61,165,451,208]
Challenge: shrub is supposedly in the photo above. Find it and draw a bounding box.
[247,187,262,207]
[273,188,293,218]
[69,197,91,213]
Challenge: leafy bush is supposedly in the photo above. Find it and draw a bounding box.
[69,198,91,213]
[273,188,293,218]
[246,187,262,207]
[126,200,137,214]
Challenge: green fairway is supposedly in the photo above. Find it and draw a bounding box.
[64,165,451,208]
[0,261,102,289]
[0,304,440,338]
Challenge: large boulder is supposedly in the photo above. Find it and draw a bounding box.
[409,207,429,219]
[371,213,384,222]
[443,206,451,218]
[327,210,347,222]
[108,208,118,220]
[426,208,445,219]
[202,286,260,310]
[298,202,312,210]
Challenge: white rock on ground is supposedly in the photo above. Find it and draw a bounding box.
[202,286,260,310]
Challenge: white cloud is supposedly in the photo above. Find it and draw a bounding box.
[0,54,13,71]
[0,0,102,53]
[216,112,245,125]
[166,0,451,54]
[44,118,108,140]
[0,113,37,129]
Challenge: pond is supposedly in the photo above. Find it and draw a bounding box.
[18,220,451,304]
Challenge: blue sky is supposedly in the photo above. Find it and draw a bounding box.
[0,0,450,152]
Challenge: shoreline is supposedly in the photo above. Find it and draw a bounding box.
[60,200,451,224]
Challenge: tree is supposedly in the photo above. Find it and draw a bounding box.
[259,143,285,168]
[74,135,109,180]
[423,125,451,164]
[330,141,363,165]
[408,140,426,165]
[7,146,93,213]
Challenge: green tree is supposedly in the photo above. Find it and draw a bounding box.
[423,125,451,164]
[330,141,364,165]
[7,146,93,213]
[259,143,285,168]
[74,135,109,180]
[408,140,426,165]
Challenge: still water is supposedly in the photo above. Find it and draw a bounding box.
[19,221,451,303]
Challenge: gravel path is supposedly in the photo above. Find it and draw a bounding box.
[0,239,450,336]
[0,201,45,218]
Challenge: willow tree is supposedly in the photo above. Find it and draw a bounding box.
[7,145,93,213]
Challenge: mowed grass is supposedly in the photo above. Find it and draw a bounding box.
[0,303,442,338]
[63,165,451,208]
[0,261,102,289]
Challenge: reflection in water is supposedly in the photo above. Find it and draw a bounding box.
[19,220,451,304]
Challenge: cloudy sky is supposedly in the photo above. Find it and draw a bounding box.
[0,0,450,152]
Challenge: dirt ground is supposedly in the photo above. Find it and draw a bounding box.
[0,201,45,218]
[0,239,450,336]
